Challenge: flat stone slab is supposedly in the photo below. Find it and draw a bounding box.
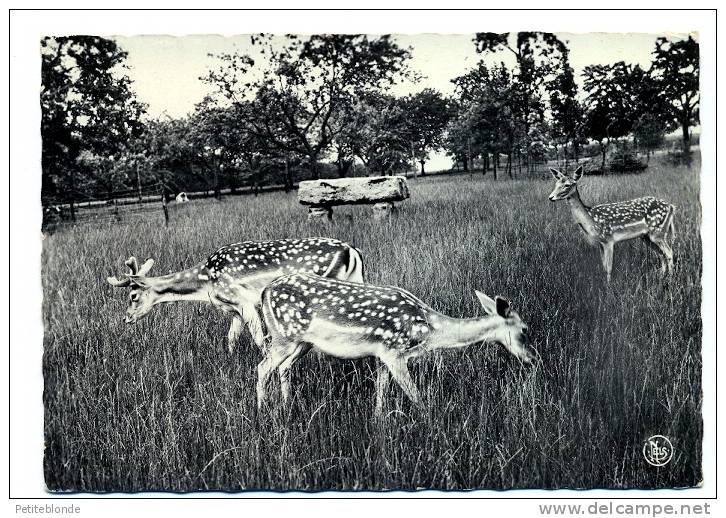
[298,176,410,206]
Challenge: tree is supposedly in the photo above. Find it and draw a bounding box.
[451,63,518,179]
[401,89,451,175]
[41,36,145,218]
[582,62,648,170]
[651,35,699,155]
[547,47,584,162]
[203,34,412,179]
[443,99,475,172]
[633,113,667,162]
[473,32,567,173]
[352,93,413,176]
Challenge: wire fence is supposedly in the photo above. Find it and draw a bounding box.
[40,179,306,233]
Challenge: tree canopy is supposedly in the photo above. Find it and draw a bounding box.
[41,36,145,212]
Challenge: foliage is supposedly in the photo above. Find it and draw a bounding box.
[351,92,414,175]
[633,113,667,159]
[473,32,568,171]
[449,63,518,177]
[401,89,451,174]
[651,35,700,153]
[202,34,413,178]
[40,33,702,204]
[546,47,584,158]
[41,36,145,206]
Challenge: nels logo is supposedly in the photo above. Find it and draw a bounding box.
[643,435,674,467]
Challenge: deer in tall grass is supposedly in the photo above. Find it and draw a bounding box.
[107,238,365,352]
[255,273,534,415]
[548,166,675,282]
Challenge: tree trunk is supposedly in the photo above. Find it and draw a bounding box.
[310,156,320,180]
[419,160,426,176]
[600,141,607,172]
[284,154,293,192]
[213,161,221,200]
[493,153,498,180]
[462,157,468,172]
[69,166,76,222]
[681,117,691,155]
[160,171,169,227]
[337,159,352,178]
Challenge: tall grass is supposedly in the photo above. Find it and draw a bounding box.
[42,156,702,491]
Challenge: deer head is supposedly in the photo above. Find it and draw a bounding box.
[548,165,583,201]
[474,291,534,364]
[107,256,158,323]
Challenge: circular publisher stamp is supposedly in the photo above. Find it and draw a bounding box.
[643,435,674,467]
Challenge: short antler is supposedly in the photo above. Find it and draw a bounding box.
[107,256,154,287]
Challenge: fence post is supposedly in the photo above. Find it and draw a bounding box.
[113,198,121,222]
[160,179,169,227]
[136,162,142,204]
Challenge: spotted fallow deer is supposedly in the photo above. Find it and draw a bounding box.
[107,238,365,352]
[255,273,534,415]
[549,166,675,282]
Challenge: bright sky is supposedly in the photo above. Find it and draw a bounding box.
[113,32,688,169]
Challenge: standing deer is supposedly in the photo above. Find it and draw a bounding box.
[255,273,533,415]
[548,166,675,282]
[107,237,365,352]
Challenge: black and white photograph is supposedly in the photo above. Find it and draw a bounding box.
[7,8,717,503]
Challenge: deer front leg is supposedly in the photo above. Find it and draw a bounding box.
[238,301,265,350]
[599,241,614,283]
[227,315,243,354]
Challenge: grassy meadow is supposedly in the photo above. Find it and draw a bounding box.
[42,156,702,492]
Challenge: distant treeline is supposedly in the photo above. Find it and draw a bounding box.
[41,33,699,216]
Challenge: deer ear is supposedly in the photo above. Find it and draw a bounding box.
[475,290,497,315]
[495,296,512,318]
[550,168,564,180]
[572,166,584,182]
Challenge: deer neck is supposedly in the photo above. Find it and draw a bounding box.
[426,312,500,351]
[566,187,598,237]
[148,264,213,304]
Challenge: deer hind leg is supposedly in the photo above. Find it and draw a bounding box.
[381,355,423,412]
[374,361,391,417]
[227,315,243,354]
[648,233,674,276]
[278,342,312,405]
[599,241,614,283]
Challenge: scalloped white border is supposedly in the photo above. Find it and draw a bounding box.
[6,4,718,511]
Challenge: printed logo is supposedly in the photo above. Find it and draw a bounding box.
[643,435,674,467]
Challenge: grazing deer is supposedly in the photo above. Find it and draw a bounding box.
[107,238,365,352]
[256,273,533,415]
[548,166,675,282]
